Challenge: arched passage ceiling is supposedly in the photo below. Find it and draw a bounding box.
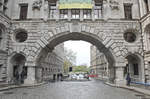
[38,32,116,66]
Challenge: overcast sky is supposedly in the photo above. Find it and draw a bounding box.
[64,41,91,66]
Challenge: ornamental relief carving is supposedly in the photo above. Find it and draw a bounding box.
[109,0,119,10]
[32,0,42,10]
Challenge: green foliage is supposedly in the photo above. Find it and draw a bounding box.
[63,60,72,74]
[64,47,76,65]
[72,65,89,73]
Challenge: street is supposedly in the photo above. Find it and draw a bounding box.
[0,80,149,99]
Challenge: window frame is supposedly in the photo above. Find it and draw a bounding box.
[124,3,133,20]
[60,9,68,19]
[71,9,80,19]
[49,3,57,19]
[19,4,28,20]
[144,0,149,13]
[83,9,92,19]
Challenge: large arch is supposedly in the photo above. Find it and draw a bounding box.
[24,25,126,85]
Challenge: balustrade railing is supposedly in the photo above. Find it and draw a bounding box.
[49,9,103,20]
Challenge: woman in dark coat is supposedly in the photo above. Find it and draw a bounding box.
[126,73,131,86]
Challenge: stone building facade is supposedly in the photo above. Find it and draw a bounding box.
[90,45,109,80]
[0,0,149,85]
[90,0,150,84]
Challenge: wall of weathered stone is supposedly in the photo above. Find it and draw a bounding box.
[90,45,108,79]
[0,12,11,83]
[0,0,148,85]
[36,44,64,82]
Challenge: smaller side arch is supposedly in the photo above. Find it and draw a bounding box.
[7,52,27,84]
[124,53,145,83]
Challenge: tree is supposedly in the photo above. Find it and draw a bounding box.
[63,47,76,74]
[72,64,90,73]
[64,47,76,65]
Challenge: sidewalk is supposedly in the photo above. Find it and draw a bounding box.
[105,82,150,96]
[0,82,46,91]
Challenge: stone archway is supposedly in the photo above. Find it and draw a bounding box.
[7,53,27,84]
[24,24,126,85]
[125,53,145,83]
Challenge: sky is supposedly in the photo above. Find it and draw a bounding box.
[64,41,91,66]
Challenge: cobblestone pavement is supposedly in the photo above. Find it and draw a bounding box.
[0,80,149,99]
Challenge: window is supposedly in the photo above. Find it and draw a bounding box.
[0,4,2,10]
[83,9,92,19]
[94,9,102,19]
[124,4,132,19]
[124,32,136,43]
[20,4,28,20]
[71,9,80,19]
[4,0,8,4]
[60,9,68,19]
[49,4,56,19]
[144,0,149,13]
[133,64,139,75]
[0,29,2,39]
[3,6,7,14]
[15,30,28,42]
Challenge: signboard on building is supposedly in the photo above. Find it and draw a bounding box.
[59,0,93,9]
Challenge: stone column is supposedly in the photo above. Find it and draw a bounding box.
[103,0,111,21]
[24,66,36,84]
[68,9,71,21]
[92,0,95,21]
[115,67,126,86]
[56,1,59,21]
[80,9,83,21]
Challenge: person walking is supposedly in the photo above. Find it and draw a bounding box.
[126,73,131,86]
[60,73,63,81]
[21,69,26,84]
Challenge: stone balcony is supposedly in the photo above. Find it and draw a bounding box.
[48,9,103,21]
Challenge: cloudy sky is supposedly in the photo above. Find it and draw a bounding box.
[64,41,91,66]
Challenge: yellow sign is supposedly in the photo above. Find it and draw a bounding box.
[59,0,93,9]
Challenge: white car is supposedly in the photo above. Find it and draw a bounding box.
[71,74,77,79]
[78,74,84,79]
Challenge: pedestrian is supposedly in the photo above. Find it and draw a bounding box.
[53,74,56,81]
[60,73,63,81]
[15,70,19,84]
[21,69,25,84]
[57,74,60,81]
[126,73,131,86]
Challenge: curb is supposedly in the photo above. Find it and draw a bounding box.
[105,82,150,96]
[0,82,47,91]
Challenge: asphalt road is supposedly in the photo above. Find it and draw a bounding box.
[0,80,149,99]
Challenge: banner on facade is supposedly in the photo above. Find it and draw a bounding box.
[59,0,93,9]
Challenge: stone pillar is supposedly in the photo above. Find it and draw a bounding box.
[115,67,126,86]
[80,9,83,21]
[43,0,49,21]
[68,9,71,21]
[24,66,36,84]
[92,0,95,21]
[56,1,59,21]
[103,0,111,21]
